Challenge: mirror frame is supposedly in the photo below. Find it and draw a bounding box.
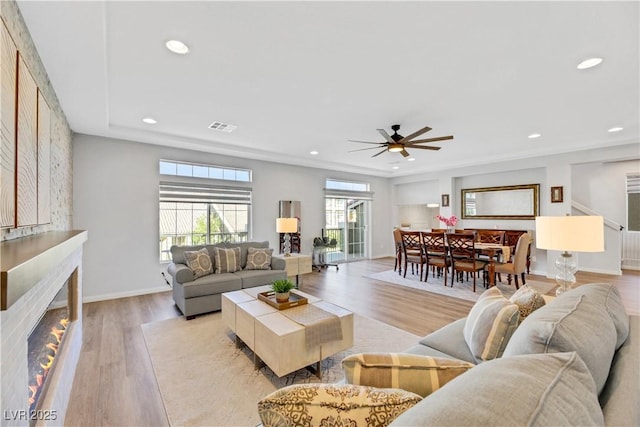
[461,184,540,220]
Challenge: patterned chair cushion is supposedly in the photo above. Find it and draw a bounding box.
[245,247,273,270]
[342,353,474,397]
[213,247,241,274]
[258,383,421,427]
[182,248,213,279]
[509,285,546,322]
[463,287,520,362]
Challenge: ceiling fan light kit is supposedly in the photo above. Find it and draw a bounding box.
[348,124,453,158]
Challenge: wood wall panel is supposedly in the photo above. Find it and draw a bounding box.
[37,91,51,225]
[16,55,38,227]
[0,22,16,228]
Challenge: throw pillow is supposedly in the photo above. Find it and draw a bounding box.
[258,383,422,427]
[509,285,546,322]
[390,352,604,427]
[182,248,213,279]
[463,287,520,362]
[342,353,474,397]
[213,247,241,274]
[245,247,273,270]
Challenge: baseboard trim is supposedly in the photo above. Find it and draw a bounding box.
[83,285,171,303]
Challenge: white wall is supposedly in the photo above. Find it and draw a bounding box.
[72,134,392,300]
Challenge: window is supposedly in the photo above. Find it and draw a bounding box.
[325,179,369,192]
[159,181,252,261]
[159,160,252,182]
[627,173,640,232]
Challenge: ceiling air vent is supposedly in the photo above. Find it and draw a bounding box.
[208,121,237,133]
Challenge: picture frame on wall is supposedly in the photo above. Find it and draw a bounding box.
[551,186,563,203]
[441,194,450,207]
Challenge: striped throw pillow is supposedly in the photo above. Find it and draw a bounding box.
[213,247,241,274]
[463,287,520,362]
[342,353,474,398]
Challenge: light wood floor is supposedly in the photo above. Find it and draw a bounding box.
[64,258,639,426]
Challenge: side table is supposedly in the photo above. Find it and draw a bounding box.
[273,253,312,287]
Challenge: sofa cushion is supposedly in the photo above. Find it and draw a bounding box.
[170,244,206,265]
[258,383,421,427]
[390,352,604,427]
[181,273,242,299]
[342,353,474,398]
[245,247,273,270]
[213,247,241,274]
[503,285,618,394]
[509,284,546,322]
[463,287,520,362]
[418,318,475,363]
[234,269,287,289]
[183,248,214,279]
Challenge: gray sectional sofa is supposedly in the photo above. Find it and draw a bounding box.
[167,241,286,319]
[391,282,639,426]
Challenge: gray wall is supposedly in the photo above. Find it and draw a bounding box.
[73,134,392,300]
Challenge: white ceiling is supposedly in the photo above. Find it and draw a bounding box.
[17,1,640,177]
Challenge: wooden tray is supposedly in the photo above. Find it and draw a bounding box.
[258,291,308,310]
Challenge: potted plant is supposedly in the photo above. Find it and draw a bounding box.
[271,279,294,302]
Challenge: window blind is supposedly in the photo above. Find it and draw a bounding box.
[626,173,640,194]
[159,182,252,204]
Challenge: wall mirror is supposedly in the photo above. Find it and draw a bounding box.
[461,184,540,220]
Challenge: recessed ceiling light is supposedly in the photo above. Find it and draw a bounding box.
[310,150,319,155]
[577,57,603,70]
[608,127,624,133]
[166,40,190,55]
[142,117,157,124]
[407,157,416,162]
[392,166,400,170]
[528,133,541,139]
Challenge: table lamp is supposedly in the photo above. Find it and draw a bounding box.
[276,218,298,256]
[535,215,604,296]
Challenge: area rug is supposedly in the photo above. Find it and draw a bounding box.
[142,312,419,427]
[365,269,556,301]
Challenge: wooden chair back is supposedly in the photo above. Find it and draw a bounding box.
[477,230,505,245]
[447,233,477,260]
[422,232,447,257]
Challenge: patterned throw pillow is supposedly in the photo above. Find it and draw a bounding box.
[258,383,421,427]
[182,248,213,279]
[509,285,546,322]
[342,353,474,397]
[213,247,241,274]
[245,247,273,270]
[463,287,520,362]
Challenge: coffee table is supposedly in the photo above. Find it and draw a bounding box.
[221,285,354,378]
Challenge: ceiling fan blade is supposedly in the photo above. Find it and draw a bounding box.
[348,146,387,152]
[406,135,454,144]
[398,126,432,143]
[400,149,410,157]
[371,148,388,157]
[348,140,386,145]
[376,129,396,144]
[408,145,441,151]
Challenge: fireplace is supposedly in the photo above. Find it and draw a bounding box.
[1,231,87,426]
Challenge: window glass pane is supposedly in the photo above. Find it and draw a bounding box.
[223,169,236,180]
[236,170,250,182]
[193,165,209,178]
[159,161,177,175]
[209,167,224,180]
[629,193,640,232]
[177,163,193,177]
[326,179,368,192]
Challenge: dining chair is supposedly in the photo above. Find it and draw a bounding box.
[421,231,450,284]
[494,233,531,289]
[393,228,403,275]
[505,230,532,273]
[400,230,426,281]
[476,230,506,263]
[447,233,487,292]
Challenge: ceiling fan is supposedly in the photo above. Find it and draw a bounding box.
[348,124,453,158]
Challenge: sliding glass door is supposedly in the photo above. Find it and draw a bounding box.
[324,198,369,262]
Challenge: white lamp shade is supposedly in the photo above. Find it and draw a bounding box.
[276,218,298,233]
[535,216,604,252]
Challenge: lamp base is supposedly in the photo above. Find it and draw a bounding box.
[555,251,577,297]
[283,233,292,256]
